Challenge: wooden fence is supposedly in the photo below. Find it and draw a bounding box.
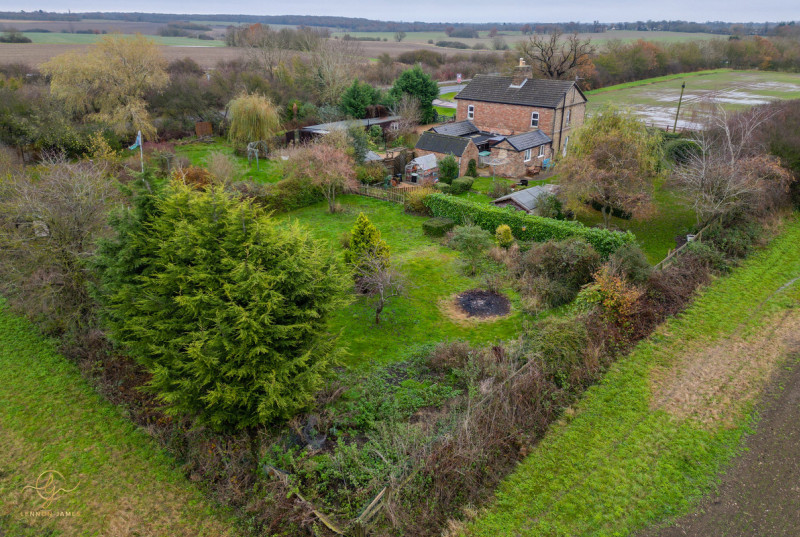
[654,217,717,271]
[356,185,408,204]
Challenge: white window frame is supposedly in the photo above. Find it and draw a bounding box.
[467,104,474,120]
[565,109,571,126]
[538,145,545,158]
[524,148,532,162]
[531,111,539,128]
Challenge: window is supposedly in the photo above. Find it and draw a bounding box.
[531,111,539,128]
[524,149,532,162]
[467,105,474,120]
[565,109,571,126]
[563,136,569,157]
[538,145,545,158]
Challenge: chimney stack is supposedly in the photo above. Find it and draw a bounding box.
[511,59,531,87]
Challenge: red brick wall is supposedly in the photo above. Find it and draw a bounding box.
[488,141,553,178]
[456,100,555,137]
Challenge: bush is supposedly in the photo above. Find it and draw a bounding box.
[576,265,644,330]
[448,224,494,274]
[422,217,456,237]
[450,177,474,194]
[438,154,459,184]
[256,175,325,212]
[607,243,652,283]
[404,186,436,215]
[424,193,635,256]
[495,224,514,248]
[344,212,390,270]
[434,182,452,194]
[206,152,239,184]
[435,41,470,49]
[356,162,386,185]
[533,193,564,220]
[171,165,214,189]
[703,218,763,259]
[489,179,512,199]
[466,159,478,177]
[664,138,700,164]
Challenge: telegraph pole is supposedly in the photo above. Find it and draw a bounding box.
[673,81,686,132]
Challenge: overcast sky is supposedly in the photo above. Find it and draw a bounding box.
[9,1,797,24]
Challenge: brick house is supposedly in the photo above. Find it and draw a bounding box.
[414,132,480,178]
[454,69,587,157]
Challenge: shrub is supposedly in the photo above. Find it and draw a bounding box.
[206,151,239,184]
[448,224,493,274]
[489,179,513,199]
[703,218,763,259]
[466,159,478,177]
[422,217,455,237]
[522,315,590,387]
[607,243,652,283]
[253,175,325,212]
[171,165,213,189]
[663,138,700,164]
[344,213,390,270]
[356,162,387,185]
[435,40,470,49]
[576,265,644,330]
[434,182,452,194]
[424,193,635,256]
[404,186,436,215]
[533,193,564,220]
[95,184,350,441]
[438,154,459,184]
[495,224,514,248]
[227,93,281,150]
[450,177,474,194]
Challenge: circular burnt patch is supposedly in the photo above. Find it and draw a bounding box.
[456,289,510,318]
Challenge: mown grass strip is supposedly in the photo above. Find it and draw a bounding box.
[0,303,238,537]
[467,215,800,537]
[586,69,733,95]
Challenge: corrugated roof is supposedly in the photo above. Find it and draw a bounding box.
[431,120,479,137]
[455,75,581,108]
[493,185,551,211]
[505,130,552,151]
[415,132,472,157]
[301,116,400,134]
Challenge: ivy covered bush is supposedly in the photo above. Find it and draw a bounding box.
[423,193,635,256]
[449,177,474,194]
[422,217,456,237]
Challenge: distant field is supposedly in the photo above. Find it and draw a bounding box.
[331,29,726,49]
[21,32,226,46]
[588,70,800,130]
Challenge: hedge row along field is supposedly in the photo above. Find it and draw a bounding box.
[424,193,636,256]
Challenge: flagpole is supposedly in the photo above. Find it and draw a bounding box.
[140,141,144,173]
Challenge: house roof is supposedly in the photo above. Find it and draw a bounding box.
[410,153,438,171]
[505,130,552,151]
[455,75,583,109]
[415,132,473,157]
[364,150,383,162]
[493,185,556,211]
[431,120,480,137]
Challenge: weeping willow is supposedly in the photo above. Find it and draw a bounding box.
[227,93,282,148]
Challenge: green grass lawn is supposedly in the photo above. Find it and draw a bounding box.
[22,32,226,46]
[280,195,525,369]
[571,176,697,264]
[174,138,283,183]
[0,302,238,537]
[467,214,800,537]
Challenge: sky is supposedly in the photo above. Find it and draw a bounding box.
[6,1,797,24]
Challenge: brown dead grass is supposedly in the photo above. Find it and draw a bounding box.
[650,309,800,427]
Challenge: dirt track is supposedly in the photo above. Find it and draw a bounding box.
[640,350,800,537]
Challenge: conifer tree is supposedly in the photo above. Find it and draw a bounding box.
[344,212,390,273]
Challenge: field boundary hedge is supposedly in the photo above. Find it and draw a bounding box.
[423,193,635,255]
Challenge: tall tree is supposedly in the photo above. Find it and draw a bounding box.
[41,34,168,140]
[518,29,595,80]
[226,93,282,150]
[284,142,357,213]
[558,106,662,227]
[390,66,440,124]
[94,184,350,466]
[340,79,380,119]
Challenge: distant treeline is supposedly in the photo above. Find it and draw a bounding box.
[2,11,798,34]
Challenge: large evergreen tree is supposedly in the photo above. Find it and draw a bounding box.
[94,184,349,454]
[390,66,440,124]
[340,79,380,119]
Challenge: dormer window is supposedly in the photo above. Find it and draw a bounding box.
[467,105,474,120]
[531,112,539,128]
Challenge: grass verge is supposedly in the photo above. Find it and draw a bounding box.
[0,303,238,536]
[466,214,800,537]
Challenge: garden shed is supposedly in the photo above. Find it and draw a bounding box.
[492,184,559,213]
[404,153,438,184]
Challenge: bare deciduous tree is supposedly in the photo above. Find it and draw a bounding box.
[672,104,793,224]
[309,38,363,105]
[354,249,406,324]
[284,142,357,213]
[390,94,422,136]
[518,29,595,80]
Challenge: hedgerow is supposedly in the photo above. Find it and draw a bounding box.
[423,193,635,256]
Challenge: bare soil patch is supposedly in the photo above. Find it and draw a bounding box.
[650,309,800,427]
[456,289,510,318]
[439,290,511,324]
